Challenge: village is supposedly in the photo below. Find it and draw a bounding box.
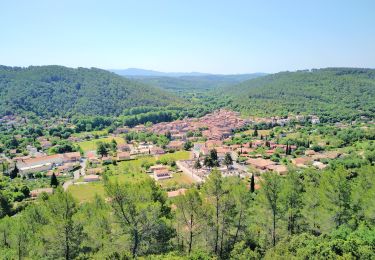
[0,109,347,200]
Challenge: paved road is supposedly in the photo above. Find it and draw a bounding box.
[63,158,87,191]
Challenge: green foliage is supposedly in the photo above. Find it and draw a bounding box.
[0,163,374,259]
[0,65,182,117]
[104,178,173,257]
[184,140,193,151]
[222,68,375,121]
[223,152,233,169]
[50,173,59,187]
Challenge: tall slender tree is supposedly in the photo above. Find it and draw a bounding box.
[175,188,203,254]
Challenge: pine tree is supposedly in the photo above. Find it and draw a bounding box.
[50,173,59,187]
[194,158,202,169]
[97,142,108,157]
[210,149,219,167]
[223,153,233,169]
[204,157,214,169]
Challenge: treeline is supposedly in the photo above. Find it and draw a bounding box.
[119,106,216,127]
[130,73,266,94]
[0,65,182,117]
[0,165,374,259]
[220,68,375,122]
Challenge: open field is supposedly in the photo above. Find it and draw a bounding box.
[68,151,191,202]
[68,182,105,203]
[77,136,126,152]
[242,129,271,136]
[158,172,194,189]
[72,129,108,138]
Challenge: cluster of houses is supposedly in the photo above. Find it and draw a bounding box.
[251,114,321,125]
[145,110,249,142]
[15,152,81,177]
[291,150,341,169]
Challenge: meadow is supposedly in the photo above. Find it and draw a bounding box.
[68,151,191,202]
[77,136,126,152]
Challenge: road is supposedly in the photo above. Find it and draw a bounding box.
[176,160,203,183]
[63,158,87,191]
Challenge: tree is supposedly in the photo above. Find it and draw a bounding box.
[319,167,352,230]
[250,174,255,193]
[184,141,193,151]
[282,171,304,235]
[42,188,84,259]
[0,216,11,249]
[50,173,59,187]
[203,156,214,169]
[20,185,30,198]
[10,216,29,260]
[110,139,117,152]
[223,153,233,170]
[77,195,112,254]
[230,241,259,260]
[175,188,203,254]
[258,172,283,246]
[253,126,258,137]
[10,165,19,179]
[194,158,201,169]
[302,168,322,235]
[96,142,108,157]
[351,166,375,227]
[203,169,227,255]
[0,192,11,218]
[104,179,172,257]
[210,149,218,162]
[228,179,252,252]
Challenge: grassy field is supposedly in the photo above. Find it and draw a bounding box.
[77,136,126,152]
[242,129,271,136]
[68,151,191,202]
[72,129,108,138]
[158,172,194,189]
[68,182,105,203]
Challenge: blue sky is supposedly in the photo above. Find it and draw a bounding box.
[1,0,375,73]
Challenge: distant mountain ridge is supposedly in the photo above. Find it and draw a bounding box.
[109,68,267,93]
[110,68,267,78]
[109,68,212,77]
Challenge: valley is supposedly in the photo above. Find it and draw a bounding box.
[0,66,374,259]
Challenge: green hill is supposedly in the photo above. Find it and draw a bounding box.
[0,65,183,117]
[127,73,266,94]
[223,68,375,122]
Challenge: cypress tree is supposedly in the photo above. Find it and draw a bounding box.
[50,173,59,187]
[10,165,19,179]
[250,174,255,193]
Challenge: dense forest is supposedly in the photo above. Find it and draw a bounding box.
[0,66,183,117]
[221,68,375,122]
[0,166,374,259]
[127,74,266,94]
[1,66,375,122]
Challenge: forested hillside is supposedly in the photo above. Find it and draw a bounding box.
[0,66,183,117]
[223,68,375,121]
[128,74,266,93]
